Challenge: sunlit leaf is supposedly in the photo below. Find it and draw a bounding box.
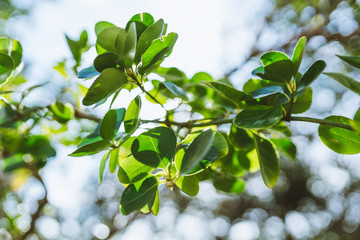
[163,81,188,101]
[260,51,291,65]
[213,177,245,193]
[69,140,110,157]
[175,175,199,196]
[292,36,307,74]
[271,138,297,161]
[115,23,137,68]
[324,72,360,95]
[255,60,294,83]
[50,101,74,123]
[100,109,117,140]
[109,148,119,173]
[10,39,22,68]
[124,95,141,134]
[0,52,14,84]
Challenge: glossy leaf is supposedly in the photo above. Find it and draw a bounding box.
[180,129,214,175]
[163,81,188,101]
[249,86,285,99]
[292,36,307,74]
[260,51,291,65]
[175,175,199,196]
[271,138,297,161]
[69,140,110,157]
[10,39,22,67]
[229,125,254,151]
[131,127,177,168]
[318,116,360,154]
[120,176,158,215]
[233,105,283,129]
[337,55,360,69]
[97,27,121,53]
[124,95,141,134]
[83,68,128,106]
[77,66,99,79]
[99,151,111,184]
[128,13,154,28]
[255,60,294,83]
[118,155,153,184]
[95,21,116,36]
[139,32,178,75]
[213,177,245,193]
[324,72,360,95]
[100,109,117,140]
[0,52,14,84]
[109,148,119,173]
[134,19,164,64]
[115,23,137,68]
[284,87,312,114]
[93,52,118,72]
[298,60,326,90]
[254,134,279,188]
[201,81,251,105]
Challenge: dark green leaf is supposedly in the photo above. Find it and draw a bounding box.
[21,135,56,159]
[324,72,360,95]
[126,13,155,41]
[134,19,164,64]
[0,52,14,84]
[93,52,119,72]
[115,23,137,68]
[100,109,117,140]
[201,81,252,107]
[284,87,312,114]
[99,151,110,184]
[271,138,297,161]
[233,105,283,129]
[131,127,177,168]
[213,177,245,193]
[337,55,360,69]
[120,176,158,215]
[83,68,128,106]
[69,140,110,157]
[114,108,126,134]
[254,134,279,188]
[260,51,291,65]
[175,175,199,196]
[249,86,285,99]
[180,129,214,175]
[77,66,100,79]
[255,60,294,83]
[298,60,326,90]
[318,116,360,154]
[163,81,188,101]
[97,27,121,53]
[139,32,178,75]
[229,125,254,151]
[124,95,141,134]
[292,36,307,74]
[65,31,88,65]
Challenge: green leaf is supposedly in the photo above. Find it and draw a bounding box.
[83,68,128,106]
[65,31,88,65]
[77,66,99,79]
[324,72,360,95]
[109,148,119,173]
[134,19,164,64]
[99,151,111,184]
[128,13,154,28]
[254,134,279,188]
[270,138,297,161]
[100,109,117,140]
[118,155,153,184]
[0,52,14,84]
[93,52,119,72]
[131,127,177,168]
[0,37,10,54]
[154,67,186,82]
[233,105,283,129]
[191,72,214,82]
[115,23,137,68]
[96,27,121,53]
[318,116,360,154]
[163,81,188,101]
[21,135,56,159]
[255,60,294,83]
[350,120,360,134]
[298,60,326,90]
[95,21,116,36]
[201,81,252,106]
[10,39,22,68]
[120,176,158,215]
[260,51,291,65]
[50,101,74,123]
[69,140,110,157]
[180,129,214,175]
[337,55,360,69]
[287,87,312,114]
[292,36,307,75]
[229,125,254,151]
[249,86,285,99]
[354,107,360,121]
[124,95,141,134]
[139,32,178,75]
[213,177,245,193]
[151,189,160,215]
[175,175,199,196]
[114,108,126,134]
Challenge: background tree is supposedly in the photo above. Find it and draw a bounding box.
[0,0,360,239]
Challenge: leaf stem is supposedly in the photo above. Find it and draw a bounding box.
[284,116,354,131]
